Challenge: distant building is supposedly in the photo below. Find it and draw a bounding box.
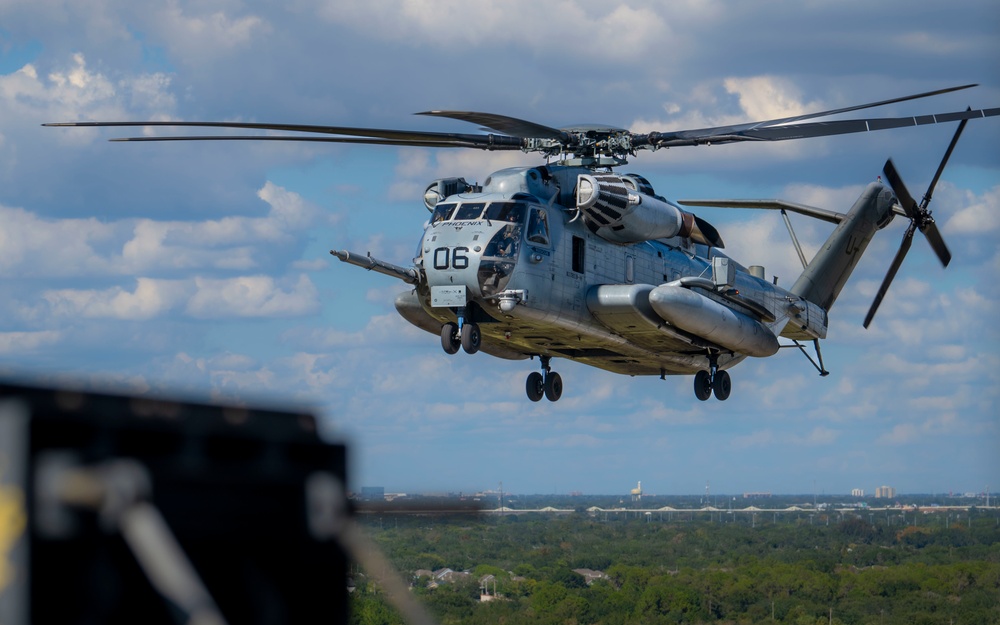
[480,575,498,602]
[875,485,895,499]
[573,569,609,585]
[360,486,385,501]
[630,481,642,502]
[851,488,865,497]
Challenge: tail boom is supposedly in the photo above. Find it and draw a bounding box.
[789,181,896,311]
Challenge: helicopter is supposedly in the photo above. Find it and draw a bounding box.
[45,85,998,402]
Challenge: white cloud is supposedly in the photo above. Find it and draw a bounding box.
[312,0,678,62]
[39,274,319,320]
[630,76,835,165]
[0,53,175,130]
[186,274,319,318]
[943,184,1000,235]
[143,2,270,65]
[0,182,320,278]
[723,76,824,121]
[877,412,960,446]
[0,330,63,354]
[43,277,192,320]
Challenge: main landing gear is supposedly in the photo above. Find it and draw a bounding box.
[694,354,731,401]
[526,355,562,402]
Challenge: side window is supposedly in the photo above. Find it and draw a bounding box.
[527,208,550,245]
[572,236,585,274]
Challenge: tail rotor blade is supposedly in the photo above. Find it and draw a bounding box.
[864,225,915,329]
[921,221,952,267]
[882,159,918,219]
[922,111,970,208]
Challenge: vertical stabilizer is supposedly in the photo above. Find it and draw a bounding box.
[790,182,897,310]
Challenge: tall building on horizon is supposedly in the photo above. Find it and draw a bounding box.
[875,485,895,499]
[851,488,865,497]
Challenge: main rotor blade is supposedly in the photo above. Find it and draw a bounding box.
[416,111,568,140]
[104,134,524,150]
[43,120,524,149]
[864,225,915,329]
[639,84,977,144]
[641,105,998,147]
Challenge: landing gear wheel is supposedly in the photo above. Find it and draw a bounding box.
[712,370,732,401]
[694,370,713,401]
[526,371,544,402]
[440,323,460,355]
[461,322,481,354]
[544,371,563,402]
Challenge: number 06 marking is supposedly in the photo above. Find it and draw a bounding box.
[433,246,470,270]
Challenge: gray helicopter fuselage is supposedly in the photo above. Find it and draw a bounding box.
[399,165,828,377]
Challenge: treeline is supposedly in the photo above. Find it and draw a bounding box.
[349,511,1000,624]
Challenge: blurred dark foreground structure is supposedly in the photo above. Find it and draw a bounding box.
[0,380,357,625]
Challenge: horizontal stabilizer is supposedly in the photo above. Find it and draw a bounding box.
[678,199,845,224]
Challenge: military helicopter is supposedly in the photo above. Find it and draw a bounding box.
[46,85,998,402]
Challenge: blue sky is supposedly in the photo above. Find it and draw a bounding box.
[1,0,998,497]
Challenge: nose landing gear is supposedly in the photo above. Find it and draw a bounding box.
[439,309,481,355]
[526,355,562,402]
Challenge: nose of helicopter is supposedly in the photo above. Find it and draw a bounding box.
[422,227,485,297]
[422,222,522,300]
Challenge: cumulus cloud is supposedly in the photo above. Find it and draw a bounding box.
[878,412,960,446]
[43,278,192,320]
[722,76,825,121]
[156,2,268,50]
[312,0,676,62]
[39,273,319,320]
[0,53,175,129]
[0,182,320,278]
[186,274,320,318]
[943,184,1000,235]
[0,330,63,355]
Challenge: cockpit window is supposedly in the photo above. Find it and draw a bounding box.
[431,202,457,224]
[485,201,527,224]
[527,208,550,245]
[454,202,486,221]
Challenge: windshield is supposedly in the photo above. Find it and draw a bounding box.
[485,202,527,223]
[431,202,457,224]
[433,201,529,224]
[454,202,486,221]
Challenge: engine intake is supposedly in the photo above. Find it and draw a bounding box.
[577,174,723,247]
